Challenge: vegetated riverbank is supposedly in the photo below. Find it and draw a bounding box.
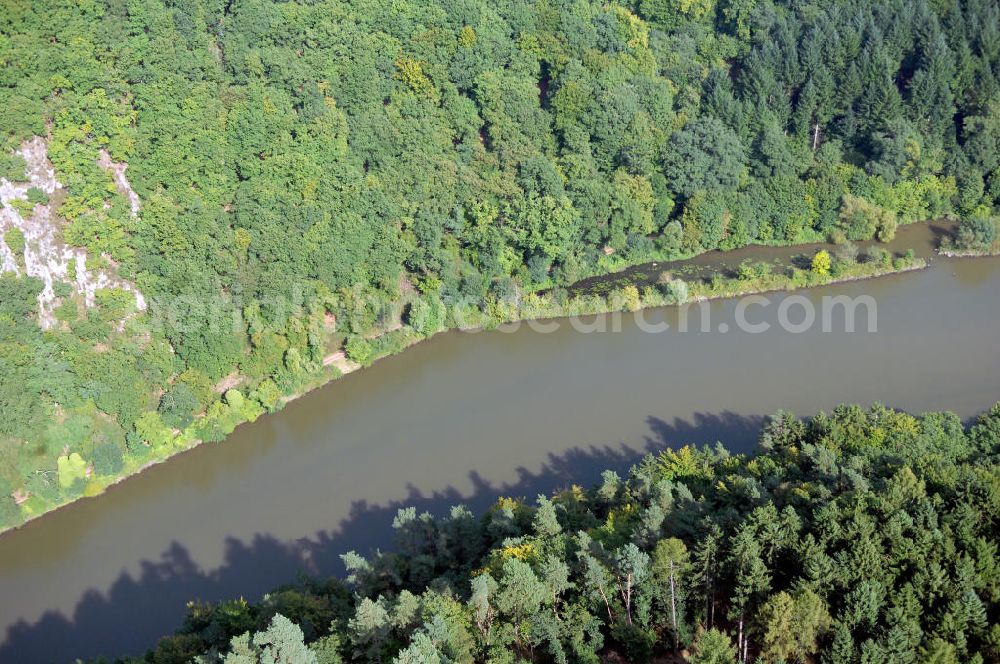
[937,216,1000,257]
[940,247,1000,257]
[0,223,941,536]
[569,219,950,296]
[6,240,1000,663]
[938,241,1000,259]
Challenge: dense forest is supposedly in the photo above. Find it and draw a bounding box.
[2,0,1000,526]
[92,402,1000,663]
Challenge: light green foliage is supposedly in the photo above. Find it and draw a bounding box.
[349,598,392,662]
[532,495,562,538]
[251,379,284,413]
[641,0,716,29]
[495,558,549,648]
[344,337,373,366]
[758,589,831,662]
[56,453,88,489]
[690,628,738,664]
[837,195,898,243]
[406,296,445,337]
[224,389,245,412]
[0,153,26,180]
[93,288,135,324]
[612,284,642,312]
[812,250,831,276]
[134,411,175,451]
[653,538,690,650]
[3,227,25,256]
[665,278,689,304]
[222,614,317,664]
[189,394,262,444]
[737,261,771,281]
[309,633,343,664]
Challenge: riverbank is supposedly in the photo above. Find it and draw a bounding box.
[939,247,1000,258]
[256,245,927,424]
[936,216,1000,257]
[5,235,1000,663]
[0,224,940,536]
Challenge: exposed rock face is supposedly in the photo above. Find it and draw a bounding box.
[97,148,141,216]
[0,229,15,275]
[0,137,146,328]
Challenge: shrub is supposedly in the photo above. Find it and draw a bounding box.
[92,443,125,475]
[251,379,283,413]
[864,247,893,267]
[811,250,831,276]
[837,195,896,242]
[666,278,689,304]
[406,295,444,336]
[57,453,88,489]
[159,382,201,429]
[657,221,683,256]
[611,622,656,663]
[0,496,22,528]
[620,284,641,311]
[738,261,771,281]
[956,216,997,251]
[26,187,48,205]
[833,242,859,265]
[3,227,25,256]
[875,212,897,242]
[0,153,25,180]
[345,336,373,365]
[134,411,174,449]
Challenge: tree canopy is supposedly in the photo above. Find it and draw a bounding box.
[104,403,1000,663]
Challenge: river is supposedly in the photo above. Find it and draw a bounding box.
[2,224,999,662]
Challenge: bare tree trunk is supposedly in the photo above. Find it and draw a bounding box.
[624,573,633,625]
[705,573,715,629]
[709,584,715,628]
[812,123,820,151]
[476,608,494,645]
[737,615,744,664]
[669,563,679,651]
[597,585,614,623]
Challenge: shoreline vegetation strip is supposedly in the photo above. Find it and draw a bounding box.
[0,243,931,537]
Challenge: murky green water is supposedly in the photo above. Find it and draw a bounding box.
[2,224,999,661]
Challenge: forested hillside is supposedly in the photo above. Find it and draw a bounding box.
[100,403,1000,663]
[1,0,1000,527]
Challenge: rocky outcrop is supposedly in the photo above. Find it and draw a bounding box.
[97,148,141,216]
[0,137,146,328]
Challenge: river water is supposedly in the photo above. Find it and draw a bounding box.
[2,225,999,661]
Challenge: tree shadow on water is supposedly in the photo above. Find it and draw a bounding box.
[0,410,764,663]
